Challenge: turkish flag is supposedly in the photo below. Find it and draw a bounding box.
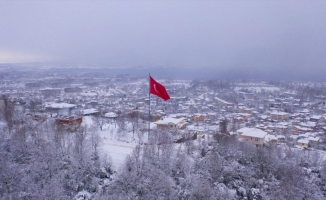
[150,76,170,101]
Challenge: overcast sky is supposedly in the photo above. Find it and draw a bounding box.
[1,0,326,78]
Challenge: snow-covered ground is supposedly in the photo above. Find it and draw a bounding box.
[99,139,136,170]
[82,116,139,170]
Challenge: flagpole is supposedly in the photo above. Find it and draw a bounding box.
[148,73,151,137]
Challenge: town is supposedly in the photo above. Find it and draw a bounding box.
[1,65,326,199]
[1,66,326,151]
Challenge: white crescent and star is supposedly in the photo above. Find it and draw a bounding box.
[153,83,159,93]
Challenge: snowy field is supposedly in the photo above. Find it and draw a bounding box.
[99,139,136,170]
[82,116,139,170]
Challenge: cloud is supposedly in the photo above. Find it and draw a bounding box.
[0,0,326,79]
[0,49,52,63]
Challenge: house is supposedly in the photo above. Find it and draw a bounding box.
[104,112,118,122]
[270,111,289,121]
[275,122,288,131]
[187,125,205,136]
[237,106,252,113]
[258,115,269,121]
[307,137,320,148]
[233,116,244,124]
[277,135,286,143]
[104,112,118,119]
[55,116,83,132]
[297,139,309,148]
[293,126,313,134]
[237,127,268,147]
[45,102,77,116]
[299,122,317,130]
[154,117,186,129]
[206,113,217,120]
[265,134,278,144]
[191,114,205,121]
[82,108,100,116]
[309,115,325,123]
[239,113,251,119]
[56,116,82,126]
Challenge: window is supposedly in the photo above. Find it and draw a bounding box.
[255,138,259,141]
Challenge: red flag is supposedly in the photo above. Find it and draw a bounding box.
[150,76,170,101]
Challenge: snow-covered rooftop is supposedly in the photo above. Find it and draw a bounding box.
[237,127,267,138]
[299,121,316,128]
[294,126,313,132]
[45,102,76,109]
[265,134,278,142]
[270,111,289,116]
[307,137,320,142]
[104,112,117,118]
[310,115,323,120]
[80,92,97,97]
[297,139,309,144]
[154,117,184,125]
[82,108,99,115]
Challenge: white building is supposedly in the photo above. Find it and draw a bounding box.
[237,127,268,146]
